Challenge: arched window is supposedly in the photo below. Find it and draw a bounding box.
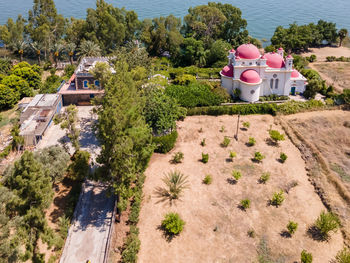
[94,80,100,87]
[275,79,279,89]
[83,80,89,88]
[270,79,274,89]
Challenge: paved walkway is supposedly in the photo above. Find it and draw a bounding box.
[60,180,115,263]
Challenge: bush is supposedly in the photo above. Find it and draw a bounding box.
[161,213,185,236]
[159,171,189,201]
[221,136,230,147]
[336,247,350,263]
[271,190,285,207]
[248,137,256,146]
[277,100,324,115]
[165,82,225,108]
[171,152,184,164]
[243,121,250,129]
[280,153,288,163]
[315,211,340,239]
[232,170,242,181]
[203,175,212,185]
[259,172,270,184]
[269,130,285,145]
[200,138,206,146]
[240,199,251,210]
[153,130,178,153]
[229,151,237,159]
[121,226,141,263]
[202,153,209,163]
[173,74,196,85]
[253,152,265,162]
[301,250,313,263]
[259,94,289,102]
[220,125,225,133]
[287,221,298,235]
[187,103,278,116]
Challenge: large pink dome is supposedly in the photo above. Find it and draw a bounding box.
[263,52,285,68]
[221,64,233,77]
[240,69,261,84]
[291,69,299,78]
[236,44,261,59]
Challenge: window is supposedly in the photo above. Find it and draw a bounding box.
[250,89,255,94]
[273,74,277,78]
[270,79,274,89]
[242,62,245,65]
[275,79,279,89]
[83,80,89,88]
[249,62,253,65]
[94,80,100,87]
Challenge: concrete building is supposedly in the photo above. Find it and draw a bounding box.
[220,44,307,102]
[59,57,114,105]
[20,94,62,147]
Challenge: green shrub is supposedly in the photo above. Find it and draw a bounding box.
[254,152,265,162]
[269,130,285,145]
[243,121,250,129]
[336,247,350,263]
[232,170,242,181]
[187,103,278,116]
[121,226,141,263]
[153,130,178,153]
[173,74,196,85]
[165,83,224,108]
[202,153,209,163]
[301,250,313,263]
[200,138,206,146]
[271,190,285,207]
[220,126,225,132]
[247,229,256,238]
[171,152,184,164]
[161,213,185,236]
[259,172,270,184]
[287,221,298,235]
[315,211,340,239]
[203,175,212,185]
[280,153,288,163]
[277,100,324,115]
[159,171,189,201]
[221,136,230,147]
[248,137,256,146]
[240,199,251,210]
[229,151,237,159]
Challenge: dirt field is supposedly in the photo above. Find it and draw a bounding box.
[285,110,350,192]
[138,115,344,262]
[309,62,350,93]
[302,46,350,62]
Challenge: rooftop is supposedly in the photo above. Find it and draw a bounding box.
[75,57,116,75]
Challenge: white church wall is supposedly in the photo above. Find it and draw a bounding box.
[221,76,233,95]
[239,83,260,102]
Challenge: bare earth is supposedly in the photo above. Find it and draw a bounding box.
[302,46,350,62]
[138,115,344,263]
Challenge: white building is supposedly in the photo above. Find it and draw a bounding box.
[220,43,307,102]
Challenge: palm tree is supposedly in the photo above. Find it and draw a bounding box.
[77,40,101,59]
[12,40,27,62]
[65,43,76,65]
[29,42,42,65]
[52,42,64,68]
[155,171,189,204]
[338,28,348,47]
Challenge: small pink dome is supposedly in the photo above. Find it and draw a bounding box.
[263,52,285,68]
[240,69,261,84]
[286,54,293,59]
[230,48,235,53]
[221,64,233,77]
[278,47,284,50]
[236,44,261,59]
[291,70,299,78]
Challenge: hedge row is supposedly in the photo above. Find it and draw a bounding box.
[186,100,326,116]
[152,130,178,153]
[326,56,350,62]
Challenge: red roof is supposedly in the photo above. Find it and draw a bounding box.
[263,52,285,68]
[291,69,299,78]
[230,48,235,52]
[240,69,261,84]
[236,44,261,59]
[221,64,233,77]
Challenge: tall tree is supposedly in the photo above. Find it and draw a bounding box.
[0,15,26,50]
[95,61,153,212]
[77,40,101,59]
[29,42,43,65]
[338,28,348,47]
[65,42,76,65]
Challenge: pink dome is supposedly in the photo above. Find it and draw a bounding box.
[240,69,261,84]
[236,44,261,59]
[278,47,284,50]
[291,69,299,78]
[263,52,285,68]
[221,64,233,77]
[286,54,293,59]
[230,48,235,52]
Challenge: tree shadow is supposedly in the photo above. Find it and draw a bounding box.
[156,225,176,242]
[225,158,233,163]
[280,230,291,238]
[240,127,248,131]
[307,225,327,242]
[226,178,237,185]
[153,187,178,206]
[245,142,254,147]
[265,138,278,147]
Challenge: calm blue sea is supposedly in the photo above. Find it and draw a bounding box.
[0,0,349,40]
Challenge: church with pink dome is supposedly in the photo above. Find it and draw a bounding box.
[220,43,307,102]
